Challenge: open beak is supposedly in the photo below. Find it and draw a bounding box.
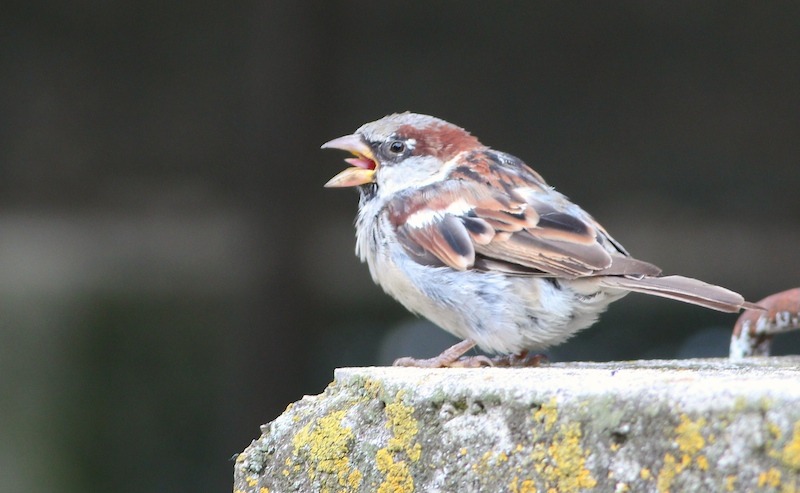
[321,134,378,188]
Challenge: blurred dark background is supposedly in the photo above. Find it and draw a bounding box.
[1,2,799,492]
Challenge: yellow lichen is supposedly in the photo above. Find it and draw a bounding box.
[769,421,784,440]
[758,468,782,488]
[531,442,547,475]
[260,488,269,493]
[653,413,707,491]
[291,410,362,491]
[527,409,596,492]
[640,468,651,480]
[363,378,384,398]
[675,414,706,455]
[347,468,364,489]
[725,475,736,491]
[246,476,258,487]
[541,422,597,492]
[610,442,620,452]
[534,398,559,432]
[510,476,538,493]
[783,479,798,493]
[656,453,682,493]
[782,421,800,470]
[375,390,421,493]
[472,449,512,478]
[376,448,413,493]
[384,390,421,462]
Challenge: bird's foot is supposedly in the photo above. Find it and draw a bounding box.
[393,340,493,368]
[489,351,549,367]
[392,341,547,368]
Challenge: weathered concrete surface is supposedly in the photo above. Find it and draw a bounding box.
[235,358,800,493]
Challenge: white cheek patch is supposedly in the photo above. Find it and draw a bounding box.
[377,153,465,197]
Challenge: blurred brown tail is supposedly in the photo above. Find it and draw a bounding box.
[600,275,762,313]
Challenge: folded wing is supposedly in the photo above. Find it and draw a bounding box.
[384,149,756,313]
[387,176,660,279]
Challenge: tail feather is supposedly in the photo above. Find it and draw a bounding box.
[599,275,756,313]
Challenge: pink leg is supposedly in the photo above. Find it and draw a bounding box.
[393,340,493,368]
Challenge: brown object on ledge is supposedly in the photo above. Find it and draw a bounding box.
[731,287,800,360]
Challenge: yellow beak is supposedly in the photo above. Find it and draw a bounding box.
[321,134,378,188]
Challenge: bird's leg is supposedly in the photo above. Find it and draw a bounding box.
[393,339,493,368]
[490,351,549,367]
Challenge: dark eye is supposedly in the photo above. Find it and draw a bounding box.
[388,141,405,154]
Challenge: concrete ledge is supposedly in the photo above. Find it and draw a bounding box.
[235,358,800,493]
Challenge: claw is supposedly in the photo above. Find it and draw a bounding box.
[393,339,480,368]
[490,351,549,367]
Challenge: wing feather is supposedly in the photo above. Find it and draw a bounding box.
[398,214,474,271]
[598,275,747,312]
[386,150,659,278]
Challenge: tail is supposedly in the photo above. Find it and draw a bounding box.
[599,275,762,313]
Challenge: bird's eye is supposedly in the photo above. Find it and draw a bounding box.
[388,141,405,154]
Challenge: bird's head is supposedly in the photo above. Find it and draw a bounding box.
[321,112,482,197]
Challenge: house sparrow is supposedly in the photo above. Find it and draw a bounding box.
[322,112,759,367]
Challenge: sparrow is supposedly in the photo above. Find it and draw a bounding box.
[322,112,759,367]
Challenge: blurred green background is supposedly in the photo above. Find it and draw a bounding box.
[1,2,799,492]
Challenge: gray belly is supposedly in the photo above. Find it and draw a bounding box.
[374,243,627,354]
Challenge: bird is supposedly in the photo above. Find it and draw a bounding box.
[322,112,759,367]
